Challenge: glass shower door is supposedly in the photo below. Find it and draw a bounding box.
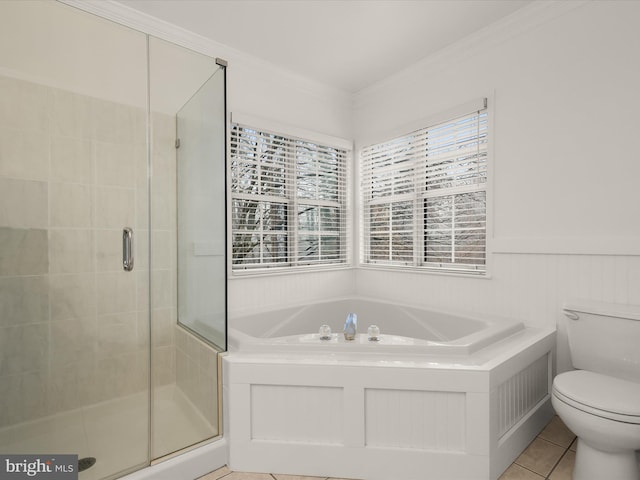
[0,2,150,479]
[149,36,226,460]
[176,67,227,351]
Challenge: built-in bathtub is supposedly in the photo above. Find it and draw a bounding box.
[229,297,526,356]
[224,297,556,480]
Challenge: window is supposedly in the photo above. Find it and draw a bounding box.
[361,101,488,274]
[230,122,349,271]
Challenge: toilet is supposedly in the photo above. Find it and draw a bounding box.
[552,302,640,480]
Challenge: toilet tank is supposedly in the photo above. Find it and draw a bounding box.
[563,301,640,383]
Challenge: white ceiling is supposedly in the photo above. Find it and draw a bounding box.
[118,0,533,93]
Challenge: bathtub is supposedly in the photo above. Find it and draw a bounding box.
[229,297,525,356]
[224,297,556,480]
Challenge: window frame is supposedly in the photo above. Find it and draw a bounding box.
[229,114,352,275]
[359,98,489,276]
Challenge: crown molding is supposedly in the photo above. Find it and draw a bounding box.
[58,0,224,57]
[354,0,589,106]
[57,0,351,101]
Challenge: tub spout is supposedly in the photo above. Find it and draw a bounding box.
[344,313,357,341]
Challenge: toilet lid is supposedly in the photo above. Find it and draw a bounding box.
[553,370,640,422]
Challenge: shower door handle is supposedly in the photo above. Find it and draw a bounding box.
[123,227,134,272]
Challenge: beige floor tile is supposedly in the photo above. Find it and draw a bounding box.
[272,475,327,480]
[198,466,232,479]
[515,437,565,477]
[221,473,273,480]
[570,438,577,452]
[498,463,544,480]
[538,416,576,448]
[549,450,575,480]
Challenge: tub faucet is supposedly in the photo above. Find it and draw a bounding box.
[344,313,357,341]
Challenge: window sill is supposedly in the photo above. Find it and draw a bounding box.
[356,263,492,279]
[229,263,353,279]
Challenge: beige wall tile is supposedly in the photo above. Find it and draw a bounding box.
[0,129,50,180]
[0,178,48,228]
[0,275,49,327]
[151,187,176,230]
[96,312,138,358]
[96,141,137,188]
[151,229,173,270]
[96,271,136,315]
[0,326,24,375]
[49,229,93,274]
[20,324,49,373]
[152,308,174,347]
[49,273,96,322]
[52,90,93,140]
[152,345,175,387]
[21,371,47,421]
[50,317,96,369]
[0,227,48,275]
[50,136,93,184]
[50,182,92,228]
[0,374,23,427]
[152,269,174,309]
[95,186,135,229]
[96,228,124,272]
[0,76,51,133]
[47,361,83,414]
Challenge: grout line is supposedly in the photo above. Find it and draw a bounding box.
[544,444,572,480]
[513,462,545,479]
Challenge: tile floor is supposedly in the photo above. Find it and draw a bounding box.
[499,415,576,480]
[198,416,577,480]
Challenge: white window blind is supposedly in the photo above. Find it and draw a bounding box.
[361,103,488,274]
[230,123,348,271]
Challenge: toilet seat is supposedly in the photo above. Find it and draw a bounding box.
[553,370,640,424]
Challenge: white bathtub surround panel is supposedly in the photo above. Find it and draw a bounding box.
[251,385,343,444]
[225,325,554,480]
[365,389,466,451]
[496,354,549,438]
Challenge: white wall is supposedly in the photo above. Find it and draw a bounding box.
[353,1,640,372]
[223,43,356,317]
[75,0,640,372]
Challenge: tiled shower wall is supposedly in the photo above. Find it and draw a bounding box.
[0,75,209,428]
[152,111,218,429]
[0,75,149,427]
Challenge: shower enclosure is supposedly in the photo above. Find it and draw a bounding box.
[0,2,226,478]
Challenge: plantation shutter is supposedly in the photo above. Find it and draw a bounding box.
[361,100,488,274]
[230,123,348,270]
